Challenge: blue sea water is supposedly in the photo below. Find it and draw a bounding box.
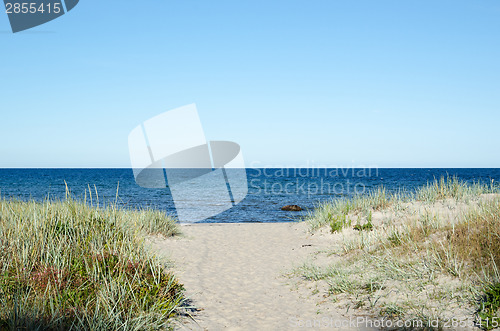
[0,168,499,223]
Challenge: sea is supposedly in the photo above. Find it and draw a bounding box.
[0,168,499,223]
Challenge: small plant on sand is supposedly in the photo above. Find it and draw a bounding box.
[329,214,351,233]
[380,303,406,319]
[387,229,403,247]
[353,221,373,231]
[354,211,373,231]
[476,282,500,330]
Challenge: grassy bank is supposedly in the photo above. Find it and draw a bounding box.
[301,177,500,329]
[0,195,184,330]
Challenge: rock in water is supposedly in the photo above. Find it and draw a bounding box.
[281,205,303,211]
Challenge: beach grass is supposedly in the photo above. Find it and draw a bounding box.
[301,177,500,329]
[0,194,184,330]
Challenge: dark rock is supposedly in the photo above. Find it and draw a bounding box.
[281,205,303,211]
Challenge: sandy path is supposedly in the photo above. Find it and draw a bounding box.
[151,222,371,331]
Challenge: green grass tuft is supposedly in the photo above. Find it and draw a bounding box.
[476,282,500,330]
[353,222,373,232]
[353,211,373,231]
[329,214,351,233]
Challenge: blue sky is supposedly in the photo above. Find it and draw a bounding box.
[1,0,499,168]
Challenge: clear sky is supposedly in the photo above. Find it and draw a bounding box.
[1,0,499,168]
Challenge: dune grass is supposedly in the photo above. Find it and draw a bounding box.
[305,187,397,232]
[306,176,497,232]
[301,177,500,329]
[0,194,184,330]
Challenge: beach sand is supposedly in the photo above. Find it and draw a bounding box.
[151,222,370,331]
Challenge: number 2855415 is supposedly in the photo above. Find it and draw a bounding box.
[5,2,62,14]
